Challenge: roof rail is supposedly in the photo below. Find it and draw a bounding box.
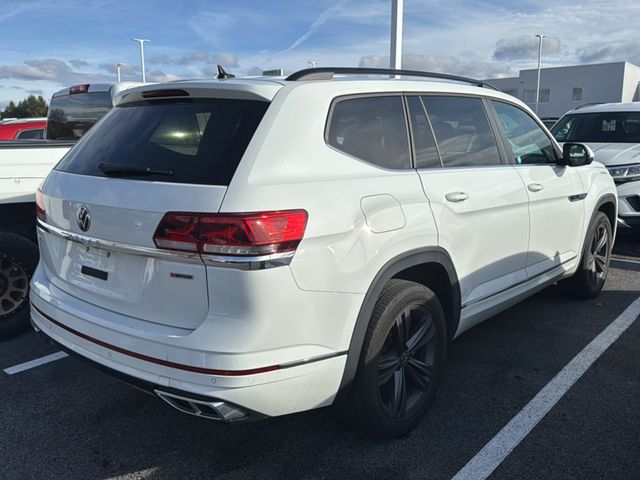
[285,67,499,90]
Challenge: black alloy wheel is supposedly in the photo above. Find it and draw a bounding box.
[377,304,437,418]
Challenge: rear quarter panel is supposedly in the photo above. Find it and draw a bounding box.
[220,82,440,295]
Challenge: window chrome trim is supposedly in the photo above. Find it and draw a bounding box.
[36,219,294,269]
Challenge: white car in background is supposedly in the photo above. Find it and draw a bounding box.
[0,82,145,338]
[31,67,616,437]
[552,102,640,229]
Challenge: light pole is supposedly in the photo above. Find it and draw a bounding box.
[307,60,318,68]
[535,33,545,115]
[116,63,124,83]
[390,0,404,71]
[132,38,150,83]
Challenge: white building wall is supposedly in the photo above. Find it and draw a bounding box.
[622,62,640,102]
[486,62,640,119]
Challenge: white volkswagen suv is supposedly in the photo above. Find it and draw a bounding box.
[31,67,617,437]
[551,102,640,230]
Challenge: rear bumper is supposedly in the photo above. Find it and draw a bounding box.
[33,322,265,422]
[30,264,354,417]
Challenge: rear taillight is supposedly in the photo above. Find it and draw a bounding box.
[153,210,308,257]
[141,89,190,98]
[69,84,90,94]
[36,187,46,222]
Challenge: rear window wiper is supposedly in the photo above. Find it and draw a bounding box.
[98,162,174,177]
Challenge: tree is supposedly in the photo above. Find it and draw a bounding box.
[1,95,48,118]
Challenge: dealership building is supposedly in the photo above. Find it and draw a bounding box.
[485,61,640,119]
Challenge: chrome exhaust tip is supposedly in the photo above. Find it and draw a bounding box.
[155,390,248,422]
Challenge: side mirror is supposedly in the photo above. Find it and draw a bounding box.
[561,143,595,166]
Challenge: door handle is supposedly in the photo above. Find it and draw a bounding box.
[445,192,469,203]
[527,183,544,192]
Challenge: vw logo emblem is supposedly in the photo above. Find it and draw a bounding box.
[77,205,91,232]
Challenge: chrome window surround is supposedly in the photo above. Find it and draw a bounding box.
[36,219,295,270]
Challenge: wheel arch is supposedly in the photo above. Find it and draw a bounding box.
[336,247,461,398]
[575,193,617,268]
[594,194,617,234]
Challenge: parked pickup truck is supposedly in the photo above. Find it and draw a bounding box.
[0,118,47,140]
[0,82,143,337]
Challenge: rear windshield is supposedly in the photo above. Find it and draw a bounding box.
[46,92,113,140]
[551,112,640,143]
[55,99,269,186]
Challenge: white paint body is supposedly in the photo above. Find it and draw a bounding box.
[31,77,617,418]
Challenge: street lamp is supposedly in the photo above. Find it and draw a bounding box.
[116,63,124,83]
[390,0,404,71]
[535,33,545,115]
[132,38,150,83]
[307,60,318,68]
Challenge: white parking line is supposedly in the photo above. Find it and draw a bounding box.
[611,256,640,266]
[452,295,640,480]
[3,351,68,375]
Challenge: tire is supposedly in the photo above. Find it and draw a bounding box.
[561,211,612,299]
[0,232,39,339]
[335,279,448,438]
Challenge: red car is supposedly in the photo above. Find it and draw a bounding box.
[0,118,47,140]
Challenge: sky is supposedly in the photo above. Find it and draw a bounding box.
[1,0,639,107]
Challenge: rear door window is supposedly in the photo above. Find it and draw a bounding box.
[56,99,269,186]
[421,96,501,167]
[46,92,113,140]
[327,96,411,169]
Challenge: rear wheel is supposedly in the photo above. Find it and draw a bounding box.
[336,279,448,437]
[561,211,612,298]
[0,232,38,339]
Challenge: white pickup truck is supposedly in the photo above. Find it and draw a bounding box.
[0,82,143,337]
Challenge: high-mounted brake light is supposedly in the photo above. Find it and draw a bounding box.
[141,89,190,99]
[69,84,90,95]
[35,187,46,222]
[153,210,308,257]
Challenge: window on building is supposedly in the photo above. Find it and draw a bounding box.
[523,89,550,103]
[572,87,583,102]
[503,89,518,98]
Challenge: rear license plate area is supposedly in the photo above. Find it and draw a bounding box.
[81,265,108,281]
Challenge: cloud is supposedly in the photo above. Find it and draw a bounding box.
[270,0,346,59]
[99,63,138,74]
[359,53,512,79]
[0,58,112,84]
[578,42,640,65]
[148,50,238,67]
[69,59,89,69]
[493,36,561,61]
[146,70,188,83]
[188,12,234,45]
[27,89,44,95]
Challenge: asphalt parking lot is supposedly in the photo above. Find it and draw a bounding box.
[1,231,639,480]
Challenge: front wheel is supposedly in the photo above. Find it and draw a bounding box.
[561,211,612,298]
[0,232,38,339]
[335,279,448,438]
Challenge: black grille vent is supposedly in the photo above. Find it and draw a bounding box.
[628,196,640,212]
